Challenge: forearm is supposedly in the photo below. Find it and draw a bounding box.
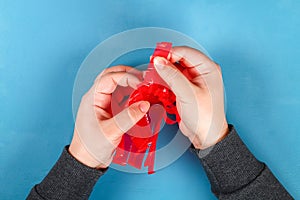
[192,125,293,199]
[27,146,106,200]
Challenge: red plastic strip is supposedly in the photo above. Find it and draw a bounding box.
[112,42,181,174]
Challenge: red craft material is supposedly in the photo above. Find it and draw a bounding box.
[112,42,181,174]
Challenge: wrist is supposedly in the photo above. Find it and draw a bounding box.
[193,121,229,150]
[215,122,229,144]
[69,131,108,169]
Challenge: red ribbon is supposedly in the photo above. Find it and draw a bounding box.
[112,42,180,174]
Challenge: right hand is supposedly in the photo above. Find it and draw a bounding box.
[153,46,228,149]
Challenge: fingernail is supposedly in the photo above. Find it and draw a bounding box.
[154,57,167,69]
[139,101,150,113]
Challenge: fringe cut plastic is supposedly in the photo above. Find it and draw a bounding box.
[111,42,180,174]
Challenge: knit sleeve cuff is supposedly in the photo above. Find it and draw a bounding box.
[34,146,106,199]
[191,125,265,195]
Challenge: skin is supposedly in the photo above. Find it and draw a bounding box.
[153,46,229,149]
[69,66,150,168]
[69,46,229,168]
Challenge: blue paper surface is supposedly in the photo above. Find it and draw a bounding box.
[0,0,299,199]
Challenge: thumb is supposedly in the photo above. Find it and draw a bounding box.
[111,101,150,135]
[153,56,194,101]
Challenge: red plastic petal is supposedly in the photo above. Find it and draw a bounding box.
[112,42,181,174]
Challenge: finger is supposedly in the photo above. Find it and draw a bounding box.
[95,65,143,83]
[169,46,217,74]
[93,72,142,110]
[153,56,196,101]
[106,101,150,136]
[96,72,141,95]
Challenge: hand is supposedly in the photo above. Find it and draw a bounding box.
[69,66,150,168]
[153,46,229,149]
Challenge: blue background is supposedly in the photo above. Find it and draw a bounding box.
[1,0,299,199]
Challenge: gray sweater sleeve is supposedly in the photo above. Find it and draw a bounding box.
[27,125,293,200]
[192,125,293,199]
[26,146,106,200]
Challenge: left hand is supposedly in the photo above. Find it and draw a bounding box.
[69,66,150,168]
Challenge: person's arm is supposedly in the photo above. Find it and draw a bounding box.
[192,125,293,199]
[153,46,293,199]
[27,66,150,199]
[26,146,106,200]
